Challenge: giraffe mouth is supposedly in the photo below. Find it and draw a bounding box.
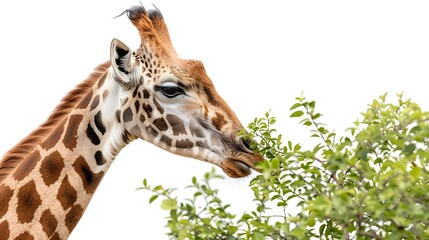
[220,154,263,178]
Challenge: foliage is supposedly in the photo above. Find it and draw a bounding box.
[140,94,429,239]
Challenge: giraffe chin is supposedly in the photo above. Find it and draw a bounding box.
[220,157,262,178]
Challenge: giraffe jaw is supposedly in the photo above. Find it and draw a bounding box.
[220,154,263,178]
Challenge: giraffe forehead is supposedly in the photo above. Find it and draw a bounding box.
[172,59,212,85]
[133,45,215,93]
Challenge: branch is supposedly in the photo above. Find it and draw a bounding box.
[358,230,384,240]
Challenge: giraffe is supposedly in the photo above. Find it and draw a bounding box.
[0,5,262,240]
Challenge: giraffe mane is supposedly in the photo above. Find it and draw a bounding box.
[0,61,111,183]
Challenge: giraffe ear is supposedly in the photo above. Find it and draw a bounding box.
[110,38,139,89]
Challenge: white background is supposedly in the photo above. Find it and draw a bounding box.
[1,1,429,239]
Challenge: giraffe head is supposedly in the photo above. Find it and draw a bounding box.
[110,6,262,177]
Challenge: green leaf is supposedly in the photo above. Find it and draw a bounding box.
[290,102,302,110]
[293,144,301,152]
[271,158,280,169]
[149,194,159,204]
[307,217,316,227]
[227,226,238,234]
[319,224,326,236]
[410,166,421,179]
[303,120,312,126]
[290,226,305,238]
[161,198,178,210]
[251,187,260,199]
[262,169,271,180]
[265,151,275,159]
[358,149,368,160]
[290,110,304,118]
[313,113,321,120]
[404,143,416,156]
[251,232,266,240]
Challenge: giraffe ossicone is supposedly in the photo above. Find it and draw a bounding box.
[0,5,263,239]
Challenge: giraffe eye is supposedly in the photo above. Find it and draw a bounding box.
[155,85,185,98]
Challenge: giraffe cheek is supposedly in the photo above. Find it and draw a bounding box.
[211,112,227,131]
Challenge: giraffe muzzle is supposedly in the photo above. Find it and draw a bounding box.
[220,153,263,178]
[219,137,264,178]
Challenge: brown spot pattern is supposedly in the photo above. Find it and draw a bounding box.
[40,209,58,237]
[0,185,12,219]
[190,126,205,138]
[76,91,93,109]
[153,118,168,131]
[51,233,61,240]
[123,107,133,122]
[102,90,109,100]
[143,103,152,118]
[72,156,104,194]
[40,151,64,186]
[17,180,41,223]
[94,111,106,135]
[160,135,172,146]
[212,112,227,131]
[14,232,34,240]
[203,86,219,106]
[90,95,100,111]
[166,114,186,136]
[153,99,164,114]
[65,204,84,232]
[41,119,65,149]
[145,126,158,138]
[0,221,9,240]
[63,115,83,150]
[132,88,138,98]
[94,151,106,166]
[176,139,194,149]
[134,101,140,113]
[196,141,209,149]
[13,150,41,181]
[57,176,77,210]
[130,126,143,138]
[143,89,150,98]
[85,123,100,145]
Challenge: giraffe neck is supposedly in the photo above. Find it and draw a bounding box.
[0,66,133,239]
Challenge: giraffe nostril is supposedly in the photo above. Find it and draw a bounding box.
[239,137,254,154]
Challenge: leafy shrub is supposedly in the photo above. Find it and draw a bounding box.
[140,94,429,239]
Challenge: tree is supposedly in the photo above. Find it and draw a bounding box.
[140,94,429,239]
